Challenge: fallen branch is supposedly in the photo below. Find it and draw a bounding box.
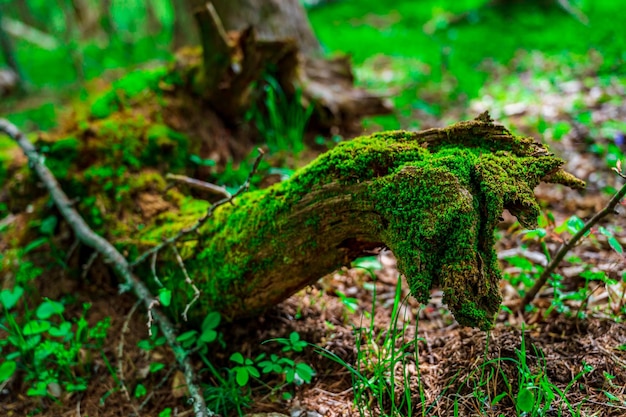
[126,114,583,330]
[0,119,210,417]
[130,148,264,268]
[521,175,626,308]
[166,173,231,198]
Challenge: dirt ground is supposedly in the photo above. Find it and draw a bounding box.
[1,219,625,417]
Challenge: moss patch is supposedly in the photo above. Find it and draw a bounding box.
[90,67,169,119]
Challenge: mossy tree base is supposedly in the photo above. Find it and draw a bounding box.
[187,2,392,130]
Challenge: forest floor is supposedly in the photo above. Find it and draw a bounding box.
[2,48,626,417]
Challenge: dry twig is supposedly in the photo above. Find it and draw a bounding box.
[151,250,164,288]
[521,175,626,308]
[170,244,200,321]
[166,173,231,198]
[117,300,142,415]
[0,119,210,417]
[130,148,264,268]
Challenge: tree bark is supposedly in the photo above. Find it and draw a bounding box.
[172,0,197,48]
[209,0,322,56]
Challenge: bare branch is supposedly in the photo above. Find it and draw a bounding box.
[130,148,265,268]
[171,243,200,322]
[0,16,59,49]
[151,251,163,288]
[146,298,160,337]
[521,180,626,308]
[81,251,98,279]
[166,173,231,198]
[0,119,210,417]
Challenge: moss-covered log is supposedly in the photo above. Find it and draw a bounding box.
[1,109,583,331]
[132,113,583,330]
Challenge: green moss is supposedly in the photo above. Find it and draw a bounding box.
[90,91,119,119]
[45,136,80,178]
[114,67,167,97]
[90,67,168,119]
[143,124,189,170]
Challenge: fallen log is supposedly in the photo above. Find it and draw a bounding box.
[130,113,584,330]
[1,113,584,331]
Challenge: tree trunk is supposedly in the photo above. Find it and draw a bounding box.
[128,115,583,331]
[172,0,197,48]
[210,0,322,56]
[2,101,582,331]
[59,0,84,82]
[188,0,391,130]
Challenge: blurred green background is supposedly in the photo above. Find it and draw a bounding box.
[0,0,624,131]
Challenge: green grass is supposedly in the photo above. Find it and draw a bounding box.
[475,328,593,416]
[314,271,424,417]
[247,75,313,156]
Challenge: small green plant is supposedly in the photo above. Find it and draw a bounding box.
[0,287,110,398]
[202,366,253,416]
[480,328,593,416]
[336,290,359,314]
[272,330,308,353]
[503,211,624,318]
[139,311,250,415]
[248,75,313,155]
[230,352,260,386]
[189,154,216,168]
[261,331,316,386]
[138,311,315,417]
[316,276,421,417]
[158,407,173,417]
[137,326,167,352]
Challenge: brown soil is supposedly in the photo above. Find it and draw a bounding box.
[1,232,625,417]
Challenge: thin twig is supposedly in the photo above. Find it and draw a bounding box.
[582,399,626,411]
[0,119,210,417]
[170,244,200,322]
[0,213,16,229]
[138,363,179,410]
[521,180,626,308]
[147,299,160,337]
[166,173,231,199]
[81,251,98,279]
[130,148,265,268]
[117,300,142,415]
[65,239,80,263]
[151,251,163,288]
